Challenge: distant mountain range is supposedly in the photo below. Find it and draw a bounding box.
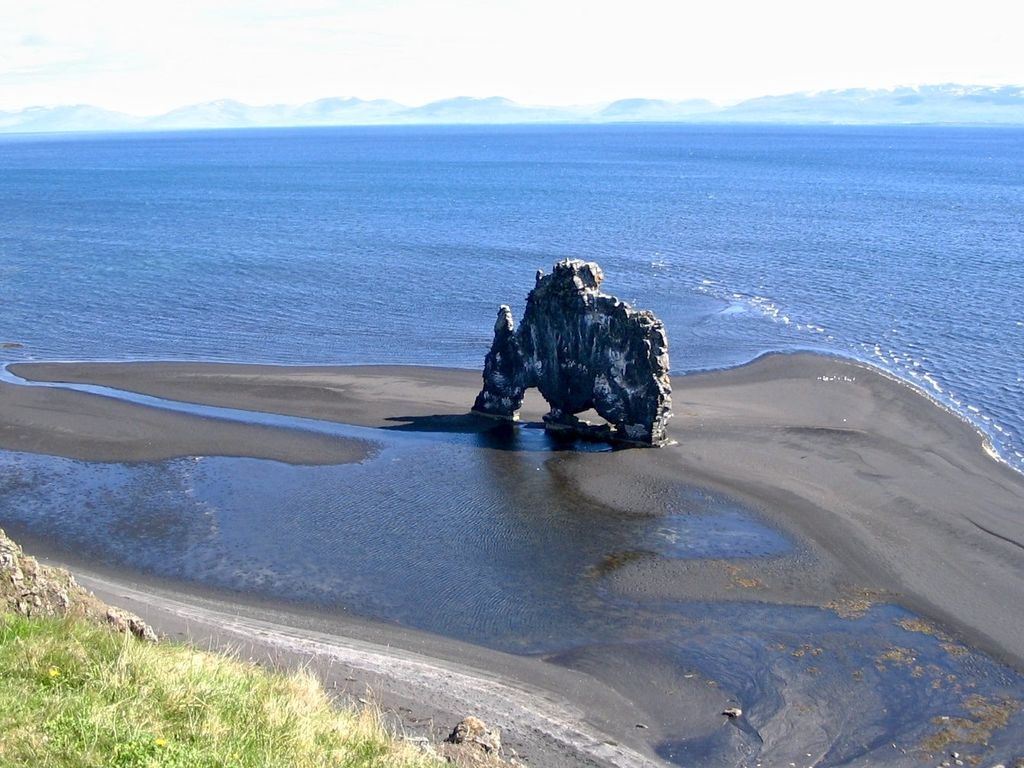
[2,85,1023,134]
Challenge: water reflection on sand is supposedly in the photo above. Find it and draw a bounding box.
[1,407,1022,765]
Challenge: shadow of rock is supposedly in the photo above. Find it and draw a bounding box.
[381,414,614,453]
[382,413,498,434]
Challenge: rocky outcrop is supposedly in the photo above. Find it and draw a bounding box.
[1,527,156,642]
[438,716,511,766]
[473,260,672,445]
[446,715,502,753]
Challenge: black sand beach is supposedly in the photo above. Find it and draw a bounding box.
[2,353,1023,765]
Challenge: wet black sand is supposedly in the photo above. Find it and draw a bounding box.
[3,353,1024,765]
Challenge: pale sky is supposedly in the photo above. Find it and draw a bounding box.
[2,0,1022,114]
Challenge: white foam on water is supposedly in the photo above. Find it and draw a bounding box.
[983,440,1003,463]
[685,276,1023,477]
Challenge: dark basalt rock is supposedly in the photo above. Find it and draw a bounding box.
[472,260,672,445]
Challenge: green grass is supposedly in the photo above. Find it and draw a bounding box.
[0,614,442,768]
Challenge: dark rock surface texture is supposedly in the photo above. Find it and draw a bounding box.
[472,260,672,445]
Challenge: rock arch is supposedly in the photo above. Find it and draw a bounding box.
[472,260,672,445]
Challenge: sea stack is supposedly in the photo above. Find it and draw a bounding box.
[473,259,672,445]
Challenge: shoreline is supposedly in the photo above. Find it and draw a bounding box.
[684,348,1024,478]
[6,352,1024,667]
[2,522,658,768]
[9,346,1020,475]
[3,351,1024,763]
[0,366,374,465]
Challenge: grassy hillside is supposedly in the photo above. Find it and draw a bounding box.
[0,614,443,768]
[1,529,507,767]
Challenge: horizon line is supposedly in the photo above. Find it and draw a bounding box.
[5,81,1024,118]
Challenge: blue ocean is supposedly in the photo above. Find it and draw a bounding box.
[1,124,1022,471]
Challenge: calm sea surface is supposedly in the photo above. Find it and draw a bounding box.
[1,124,1022,469]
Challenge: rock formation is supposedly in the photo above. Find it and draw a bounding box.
[440,715,507,766]
[446,715,502,753]
[472,260,672,445]
[1,527,157,642]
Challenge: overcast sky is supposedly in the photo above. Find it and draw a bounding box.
[2,0,1022,114]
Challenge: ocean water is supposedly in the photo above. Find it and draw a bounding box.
[0,124,1022,470]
